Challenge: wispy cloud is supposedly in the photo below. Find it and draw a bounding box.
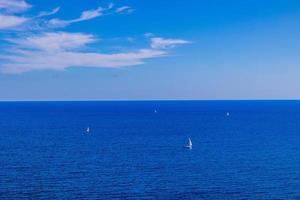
[48,7,106,27]
[1,50,166,74]
[37,7,60,18]
[0,14,29,29]
[0,32,166,73]
[0,33,189,74]
[0,0,31,13]
[0,0,31,29]
[7,32,96,52]
[115,6,132,13]
[0,1,190,74]
[48,4,134,28]
[144,32,155,38]
[150,37,190,49]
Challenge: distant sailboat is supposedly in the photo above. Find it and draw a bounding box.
[86,127,90,133]
[154,109,158,113]
[226,112,230,116]
[184,138,192,149]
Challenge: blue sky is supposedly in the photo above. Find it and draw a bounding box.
[1,0,300,100]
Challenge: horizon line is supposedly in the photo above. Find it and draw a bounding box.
[1,99,300,102]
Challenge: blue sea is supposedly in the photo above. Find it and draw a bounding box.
[1,101,300,199]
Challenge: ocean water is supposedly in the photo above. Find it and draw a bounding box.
[1,101,300,199]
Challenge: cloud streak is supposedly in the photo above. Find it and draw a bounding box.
[37,7,60,18]
[115,6,132,13]
[1,50,166,73]
[0,0,31,29]
[0,31,190,73]
[0,14,29,29]
[8,32,96,52]
[150,37,190,49]
[0,0,31,13]
[0,1,190,74]
[1,33,189,73]
[48,7,105,27]
[48,4,134,28]
[0,36,166,73]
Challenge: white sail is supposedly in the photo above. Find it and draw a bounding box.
[86,127,90,133]
[184,137,192,149]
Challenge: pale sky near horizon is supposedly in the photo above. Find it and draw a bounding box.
[0,0,300,100]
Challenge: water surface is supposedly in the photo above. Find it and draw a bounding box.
[1,101,300,199]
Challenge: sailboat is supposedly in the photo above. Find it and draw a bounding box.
[86,127,90,133]
[184,138,192,149]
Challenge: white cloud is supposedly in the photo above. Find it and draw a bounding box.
[0,32,190,74]
[0,49,166,74]
[0,0,31,13]
[37,7,60,18]
[115,6,132,13]
[0,0,31,30]
[48,5,134,28]
[48,7,104,27]
[150,37,190,49]
[0,32,167,73]
[144,32,155,38]
[8,32,96,52]
[80,7,103,20]
[0,1,190,74]
[47,19,69,28]
[0,14,29,29]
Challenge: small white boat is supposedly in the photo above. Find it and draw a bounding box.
[86,127,90,133]
[184,137,192,149]
[226,112,230,116]
[154,109,158,113]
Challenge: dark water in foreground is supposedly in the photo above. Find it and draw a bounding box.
[1,101,300,199]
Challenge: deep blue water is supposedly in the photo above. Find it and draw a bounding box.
[1,101,300,199]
